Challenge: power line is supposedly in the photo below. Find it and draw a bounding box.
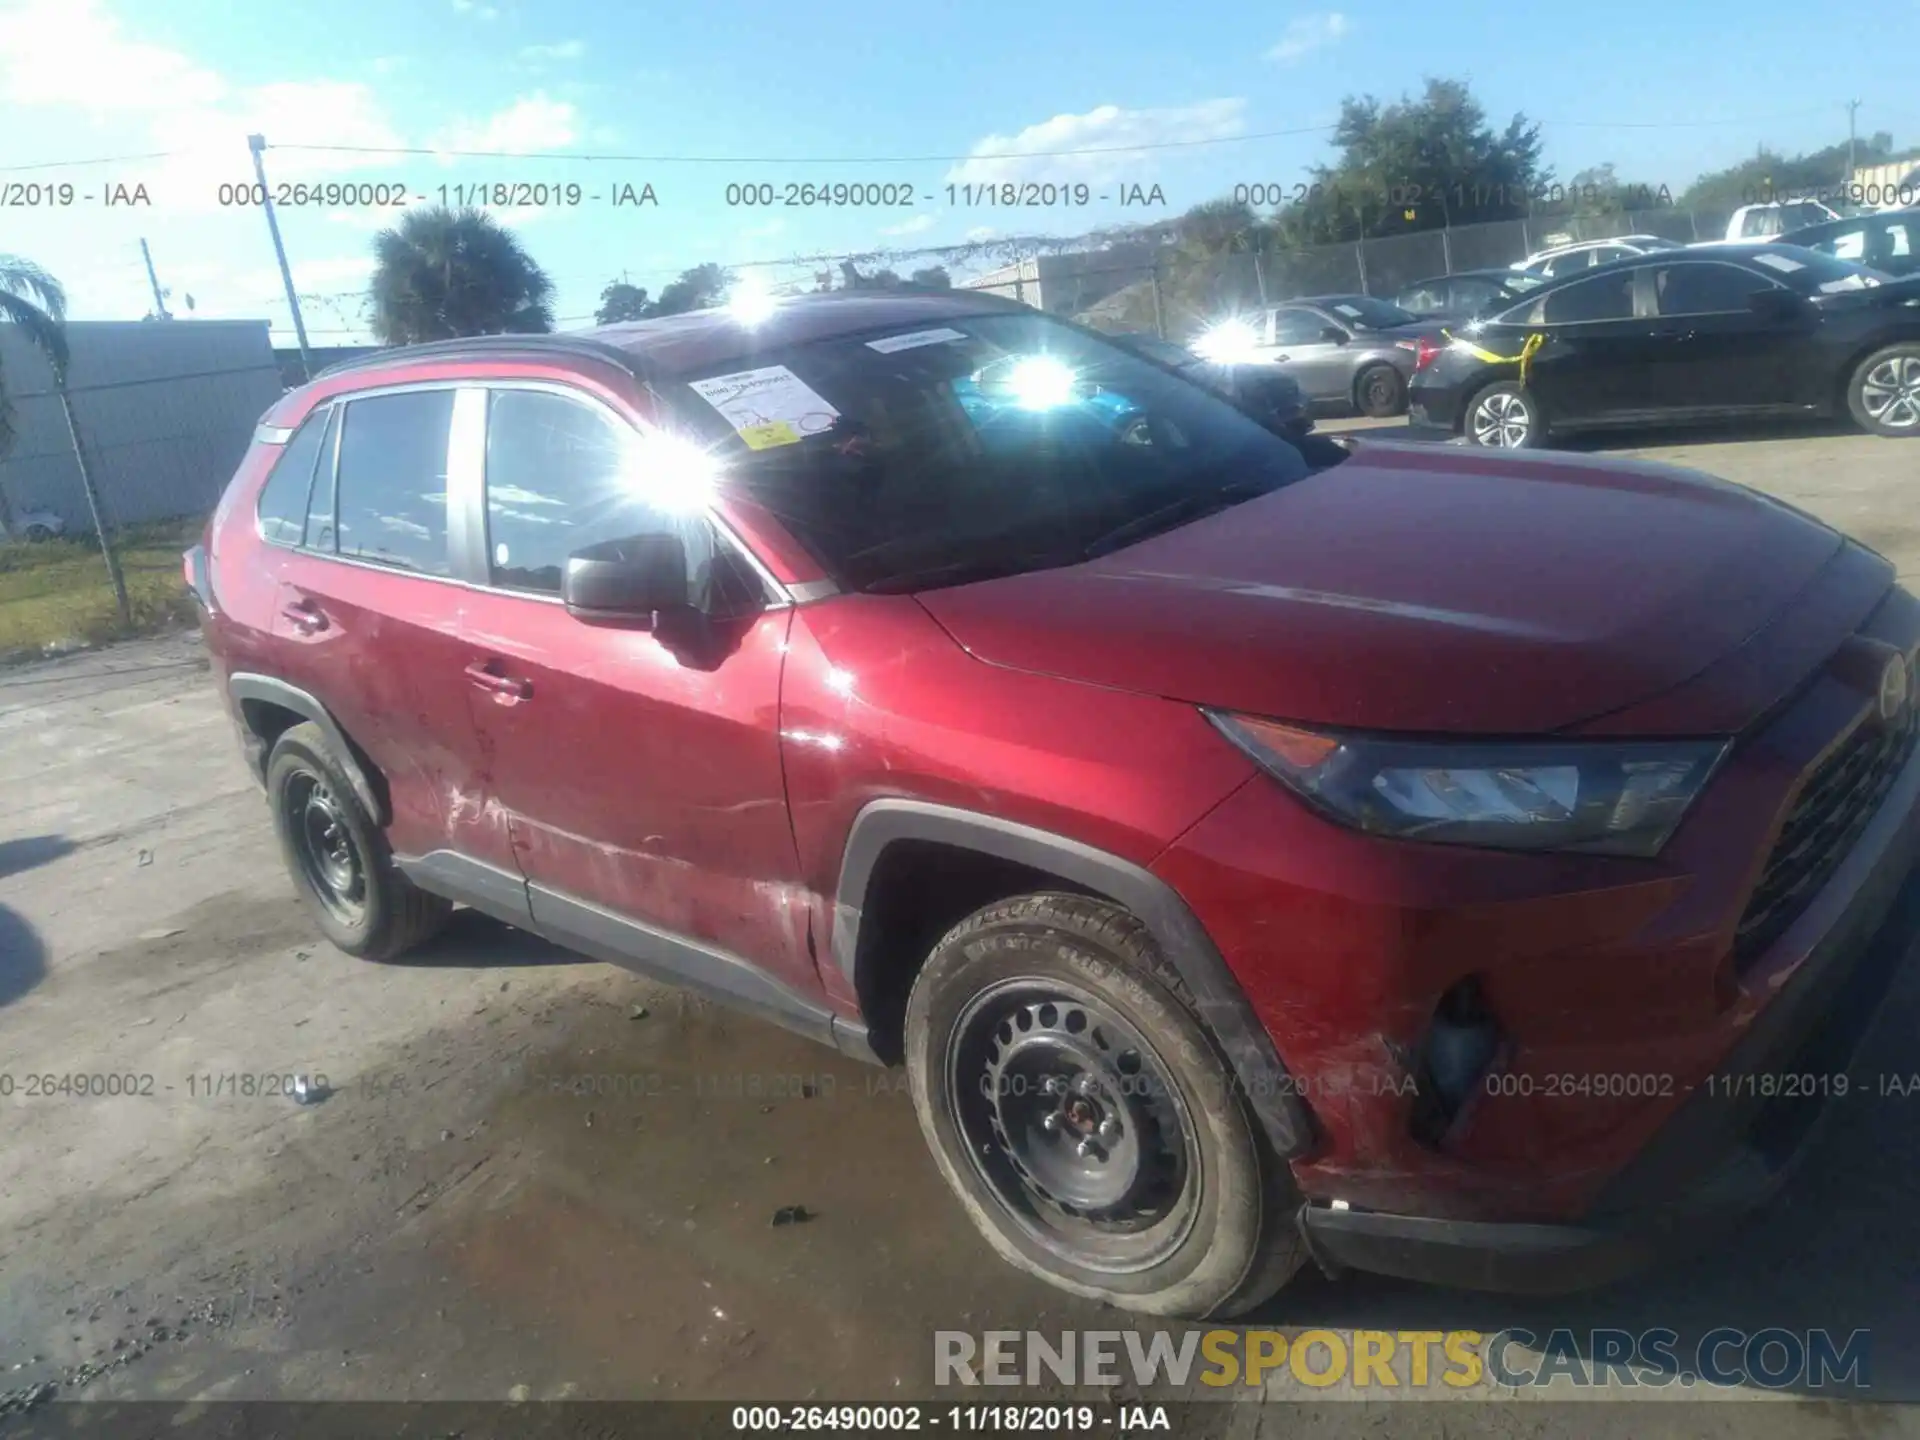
[0,150,183,174]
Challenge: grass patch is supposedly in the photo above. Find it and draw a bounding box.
[0,516,206,655]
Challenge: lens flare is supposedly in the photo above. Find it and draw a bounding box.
[1004,355,1078,410]
[726,275,779,325]
[1192,319,1264,365]
[622,430,723,514]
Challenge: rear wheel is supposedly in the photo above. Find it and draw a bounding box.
[1354,363,1406,418]
[22,523,54,542]
[1847,344,1920,436]
[1463,380,1545,448]
[903,893,1305,1318]
[266,722,450,960]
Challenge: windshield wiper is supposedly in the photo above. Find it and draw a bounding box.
[1080,477,1276,560]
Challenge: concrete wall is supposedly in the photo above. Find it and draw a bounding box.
[0,320,285,532]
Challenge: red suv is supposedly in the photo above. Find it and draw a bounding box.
[189,290,1920,1317]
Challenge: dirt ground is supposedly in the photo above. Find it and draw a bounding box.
[4,423,1920,1438]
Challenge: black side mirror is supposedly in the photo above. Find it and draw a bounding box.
[562,533,691,626]
[1747,288,1805,320]
[1320,326,1350,344]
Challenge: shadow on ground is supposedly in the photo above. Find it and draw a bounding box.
[0,834,75,882]
[371,907,593,971]
[0,902,46,1009]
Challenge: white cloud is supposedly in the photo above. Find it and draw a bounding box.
[882,214,936,237]
[519,40,584,62]
[1266,12,1349,63]
[945,99,1247,187]
[433,92,579,155]
[965,226,999,242]
[450,0,500,18]
[0,0,226,112]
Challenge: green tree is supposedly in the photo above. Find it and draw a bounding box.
[0,254,129,622]
[1678,134,1896,211]
[649,263,730,317]
[370,207,555,344]
[908,265,952,289]
[594,281,651,324]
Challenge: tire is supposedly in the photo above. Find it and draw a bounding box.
[22,524,54,542]
[1846,344,1920,437]
[1354,363,1407,418]
[1462,380,1546,448]
[265,721,450,960]
[903,893,1306,1318]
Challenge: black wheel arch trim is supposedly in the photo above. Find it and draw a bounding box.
[228,673,388,826]
[831,798,1316,1160]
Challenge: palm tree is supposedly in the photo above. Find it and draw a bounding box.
[370,207,556,344]
[1,254,130,623]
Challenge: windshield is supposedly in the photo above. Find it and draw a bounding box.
[1746,246,1890,294]
[1113,332,1203,368]
[1320,296,1420,329]
[659,313,1313,592]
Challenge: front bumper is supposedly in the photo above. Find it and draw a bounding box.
[1298,732,1920,1293]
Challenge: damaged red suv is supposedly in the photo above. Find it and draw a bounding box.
[189,290,1920,1317]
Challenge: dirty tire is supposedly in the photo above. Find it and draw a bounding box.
[1354,363,1407,418]
[1462,379,1545,448]
[265,721,450,961]
[22,523,55,542]
[904,893,1305,1318]
[1845,343,1920,437]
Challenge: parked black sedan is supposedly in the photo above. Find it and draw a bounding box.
[1406,244,1920,447]
[1775,207,1919,278]
[1393,268,1547,321]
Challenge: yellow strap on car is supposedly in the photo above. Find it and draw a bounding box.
[1440,329,1545,385]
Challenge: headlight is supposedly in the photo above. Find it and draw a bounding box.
[1208,712,1728,857]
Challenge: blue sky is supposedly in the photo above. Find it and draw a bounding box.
[2,0,1916,345]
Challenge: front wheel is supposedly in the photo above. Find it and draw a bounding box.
[1463,380,1546,448]
[1355,364,1407,418]
[1847,344,1920,436]
[903,893,1305,1318]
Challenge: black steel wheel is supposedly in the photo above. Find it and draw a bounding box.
[281,770,368,928]
[904,892,1306,1317]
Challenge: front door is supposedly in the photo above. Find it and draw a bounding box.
[1267,307,1352,403]
[452,383,819,1001]
[1642,261,1809,414]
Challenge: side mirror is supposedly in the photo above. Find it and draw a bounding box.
[562,533,691,625]
[1748,288,1805,320]
[1319,326,1350,344]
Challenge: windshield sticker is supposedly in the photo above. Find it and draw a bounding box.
[866,327,969,353]
[1332,303,1363,317]
[687,365,842,450]
[1750,252,1805,272]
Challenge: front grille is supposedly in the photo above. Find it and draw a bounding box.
[1733,700,1919,970]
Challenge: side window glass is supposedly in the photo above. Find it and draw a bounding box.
[1271,309,1329,346]
[303,405,341,552]
[334,390,455,576]
[256,408,328,546]
[1542,271,1635,323]
[1654,263,1768,315]
[483,389,741,608]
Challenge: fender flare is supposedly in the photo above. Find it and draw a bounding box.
[832,798,1315,1160]
[228,674,388,825]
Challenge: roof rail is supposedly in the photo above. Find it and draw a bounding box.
[310,332,649,383]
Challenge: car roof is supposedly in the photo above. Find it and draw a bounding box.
[311,288,1033,389]
[1782,205,1920,241]
[1398,268,1526,287]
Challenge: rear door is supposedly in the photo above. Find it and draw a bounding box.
[268,385,511,872]
[1520,268,1650,422]
[451,382,818,1000]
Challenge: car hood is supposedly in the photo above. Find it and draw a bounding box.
[915,442,1848,735]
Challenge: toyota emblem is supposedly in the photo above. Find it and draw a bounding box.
[1880,653,1911,724]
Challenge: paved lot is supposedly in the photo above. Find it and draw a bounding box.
[2,425,1919,1435]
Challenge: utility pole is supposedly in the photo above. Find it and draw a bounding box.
[139,239,171,320]
[1845,100,1862,191]
[248,134,313,383]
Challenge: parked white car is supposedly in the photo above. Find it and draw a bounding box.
[1,510,65,542]
[1724,200,1842,240]
[1510,234,1684,277]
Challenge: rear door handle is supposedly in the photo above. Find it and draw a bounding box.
[280,599,328,634]
[464,659,532,701]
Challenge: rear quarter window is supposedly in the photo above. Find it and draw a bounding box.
[255,406,330,546]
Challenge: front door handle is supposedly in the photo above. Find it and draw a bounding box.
[464,659,532,701]
[280,600,328,634]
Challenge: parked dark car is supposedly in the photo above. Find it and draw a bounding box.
[1408,244,1920,446]
[1394,268,1547,321]
[189,288,1920,1318]
[1777,207,1920,278]
[1196,295,1433,417]
[1104,331,1350,466]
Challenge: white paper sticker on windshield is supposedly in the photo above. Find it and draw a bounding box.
[687,365,841,450]
[1749,252,1805,272]
[1332,303,1363,318]
[866,327,968,353]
